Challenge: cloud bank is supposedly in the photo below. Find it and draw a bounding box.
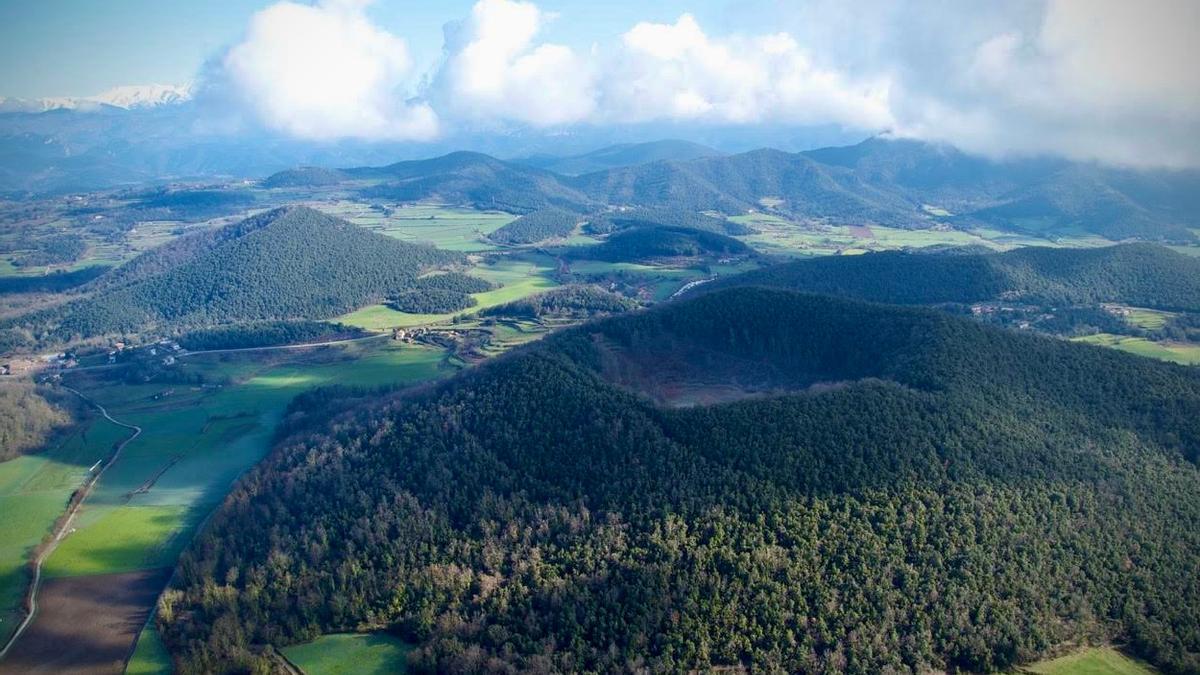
[214,0,1200,168]
[223,0,436,140]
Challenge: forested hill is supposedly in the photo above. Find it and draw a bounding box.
[355,152,593,214]
[513,140,724,176]
[265,137,1200,242]
[708,243,1200,311]
[6,206,458,343]
[162,288,1200,674]
[564,225,752,262]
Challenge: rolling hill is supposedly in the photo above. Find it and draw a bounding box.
[255,138,1199,243]
[564,225,752,262]
[6,206,458,343]
[573,146,921,225]
[707,243,1200,311]
[354,152,593,214]
[513,140,724,175]
[160,287,1200,674]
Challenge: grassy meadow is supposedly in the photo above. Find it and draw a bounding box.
[728,212,1118,257]
[0,417,130,645]
[315,201,515,252]
[0,341,453,669]
[1074,334,1200,365]
[1017,646,1159,674]
[282,633,412,675]
[340,255,560,330]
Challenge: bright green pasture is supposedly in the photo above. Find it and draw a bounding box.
[0,418,129,644]
[340,256,559,330]
[1114,306,1173,330]
[728,213,1116,257]
[283,633,412,675]
[126,623,172,674]
[1017,647,1158,674]
[316,201,515,252]
[1074,334,1200,365]
[41,342,450,579]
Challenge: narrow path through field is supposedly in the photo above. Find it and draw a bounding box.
[0,387,142,664]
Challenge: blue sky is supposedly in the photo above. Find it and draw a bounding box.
[0,0,756,98]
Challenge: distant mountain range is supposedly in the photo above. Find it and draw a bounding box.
[268,137,1198,242]
[1,96,1197,243]
[0,83,192,113]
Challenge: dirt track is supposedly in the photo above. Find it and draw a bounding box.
[0,568,170,675]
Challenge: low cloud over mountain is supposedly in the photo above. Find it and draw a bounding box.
[184,0,1199,170]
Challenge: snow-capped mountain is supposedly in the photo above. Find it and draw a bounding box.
[0,83,192,113]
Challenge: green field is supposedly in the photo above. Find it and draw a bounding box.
[1017,647,1158,674]
[283,633,411,675]
[340,256,559,330]
[1074,334,1200,365]
[0,417,130,645]
[79,343,449,672]
[125,623,172,674]
[0,341,453,668]
[316,201,514,252]
[34,342,450,586]
[1109,306,1174,330]
[728,213,1116,257]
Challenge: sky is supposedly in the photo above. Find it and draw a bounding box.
[0,0,742,98]
[1,0,1198,168]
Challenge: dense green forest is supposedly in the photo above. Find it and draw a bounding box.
[357,152,591,214]
[385,273,496,313]
[176,320,366,351]
[12,234,87,267]
[0,382,72,461]
[160,289,1200,674]
[711,243,1200,311]
[262,167,348,189]
[389,289,476,314]
[584,207,753,236]
[488,208,580,244]
[481,284,637,319]
[132,187,257,220]
[514,139,722,176]
[3,207,458,345]
[566,226,751,262]
[0,266,107,295]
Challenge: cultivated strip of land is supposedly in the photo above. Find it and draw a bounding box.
[0,387,140,664]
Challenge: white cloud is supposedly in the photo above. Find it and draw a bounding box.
[435,0,595,127]
[205,0,1200,168]
[600,15,894,130]
[222,0,438,141]
[807,0,1200,168]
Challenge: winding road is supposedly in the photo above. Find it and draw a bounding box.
[0,387,142,663]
